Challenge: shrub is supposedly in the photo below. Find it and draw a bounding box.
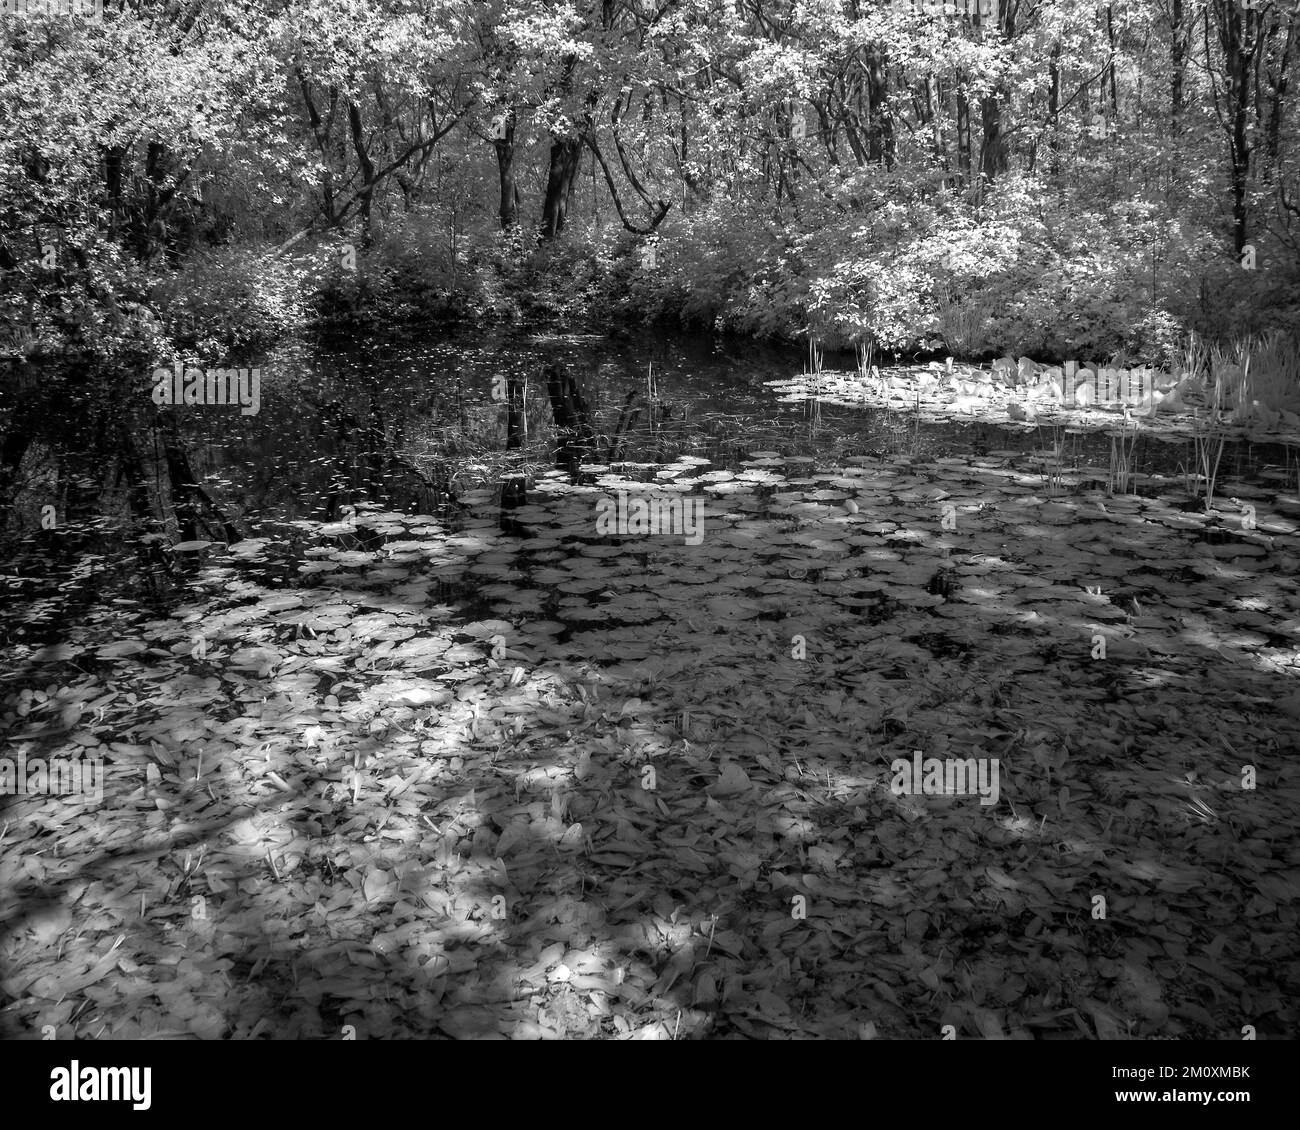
[150,245,310,354]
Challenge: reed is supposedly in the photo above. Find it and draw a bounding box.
[1036,423,1066,496]
[1176,331,1211,383]
[1193,425,1227,510]
[1180,340,1231,508]
[805,339,823,426]
[934,286,985,356]
[1236,331,1300,415]
[856,339,874,380]
[647,361,660,438]
[1107,422,1140,496]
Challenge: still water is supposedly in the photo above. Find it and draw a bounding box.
[1,326,1295,643]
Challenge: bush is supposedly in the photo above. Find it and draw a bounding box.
[150,245,310,355]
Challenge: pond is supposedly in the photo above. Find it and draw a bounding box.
[4,326,1300,1041]
[2,326,1299,643]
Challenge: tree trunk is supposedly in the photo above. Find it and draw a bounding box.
[494,110,519,229]
[1262,16,1296,179]
[540,133,583,241]
[1217,3,1256,255]
[980,94,1008,180]
[956,85,971,184]
[348,100,376,247]
[1048,43,1061,178]
[867,49,893,167]
[925,75,945,167]
[1170,0,1187,138]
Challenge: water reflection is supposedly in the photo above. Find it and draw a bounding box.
[1,327,1297,642]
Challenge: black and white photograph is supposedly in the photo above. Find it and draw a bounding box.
[0,0,1294,1090]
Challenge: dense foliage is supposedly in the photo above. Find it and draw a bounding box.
[3,0,1299,362]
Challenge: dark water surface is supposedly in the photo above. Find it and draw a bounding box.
[2,326,1297,643]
